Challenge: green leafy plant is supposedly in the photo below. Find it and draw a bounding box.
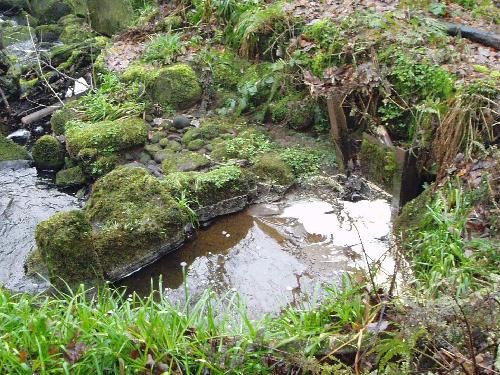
[143,33,185,65]
[78,73,146,122]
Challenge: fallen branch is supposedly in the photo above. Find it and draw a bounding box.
[20,103,63,125]
[0,86,11,113]
[445,23,500,50]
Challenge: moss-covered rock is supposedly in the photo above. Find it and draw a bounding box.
[55,166,86,187]
[50,104,81,135]
[65,118,148,157]
[35,210,103,289]
[162,151,210,174]
[202,49,249,89]
[163,165,251,208]
[149,64,202,110]
[359,135,398,191]
[251,153,294,186]
[36,24,63,43]
[59,16,93,44]
[0,0,28,12]
[31,0,71,23]
[85,166,188,278]
[270,92,316,130]
[86,0,133,36]
[32,135,65,171]
[0,135,30,162]
[187,139,205,151]
[0,23,32,47]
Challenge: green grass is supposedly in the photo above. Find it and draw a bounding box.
[143,33,185,65]
[78,73,146,122]
[0,277,381,374]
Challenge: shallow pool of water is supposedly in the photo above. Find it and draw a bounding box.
[119,195,393,318]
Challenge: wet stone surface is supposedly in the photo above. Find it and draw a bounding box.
[119,190,393,319]
[0,162,80,292]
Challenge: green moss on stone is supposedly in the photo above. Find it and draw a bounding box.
[359,137,398,191]
[86,0,133,36]
[163,165,250,208]
[65,118,148,157]
[187,138,205,151]
[31,0,71,23]
[149,64,202,110]
[270,92,316,130]
[55,166,86,187]
[36,24,63,43]
[51,104,80,135]
[35,210,103,289]
[251,153,294,186]
[32,135,65,171]
[162,151,210,174]
[85,166,188,273]
[0,135,30,162]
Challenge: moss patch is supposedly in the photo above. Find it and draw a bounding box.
[149,64,202,110]
[50,103,81,135]
[35,210,103,289]
[163,165,251,208]
[65,118,148,157]
[85,166,188,273]
[251,153,294,186]
[162,151,210,174]
[0,135,30,162]
[32,135,65,171]
[359,136,398,191]
[55,166,86,187]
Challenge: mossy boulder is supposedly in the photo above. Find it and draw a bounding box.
[0,135,30,162]
[31,0,72,23]
[163,165,251,208]
[59,16,93,44]
[149,64,202,110]
[65,118,148,157]
[187,139,205,151]
[86,0,133,36]
[0,0,28,12]
[0,23,32,47]
[162,151,210,174]
[359,135,398,191]
[36,24,63,43]
[55,166,86,187]
[270,93,316,130]
[85,166,188,278]
[35,210,103,289]
[251,153,294,186]
[32,135,65,171]
[50,104,80,135]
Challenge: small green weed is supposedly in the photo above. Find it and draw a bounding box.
[143,33,185,65]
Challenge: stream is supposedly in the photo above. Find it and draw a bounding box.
[0,161,80,292]
[0,161,393,318]
[118,193,393,319]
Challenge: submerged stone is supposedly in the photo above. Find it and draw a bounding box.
[35,210,103,290]
[65,118,148,157]
[85,166,189,280]
[32,135,65,171]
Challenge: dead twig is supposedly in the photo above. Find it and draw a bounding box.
[0,86,11,113]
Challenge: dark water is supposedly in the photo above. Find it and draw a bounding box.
[119,197,393,318]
